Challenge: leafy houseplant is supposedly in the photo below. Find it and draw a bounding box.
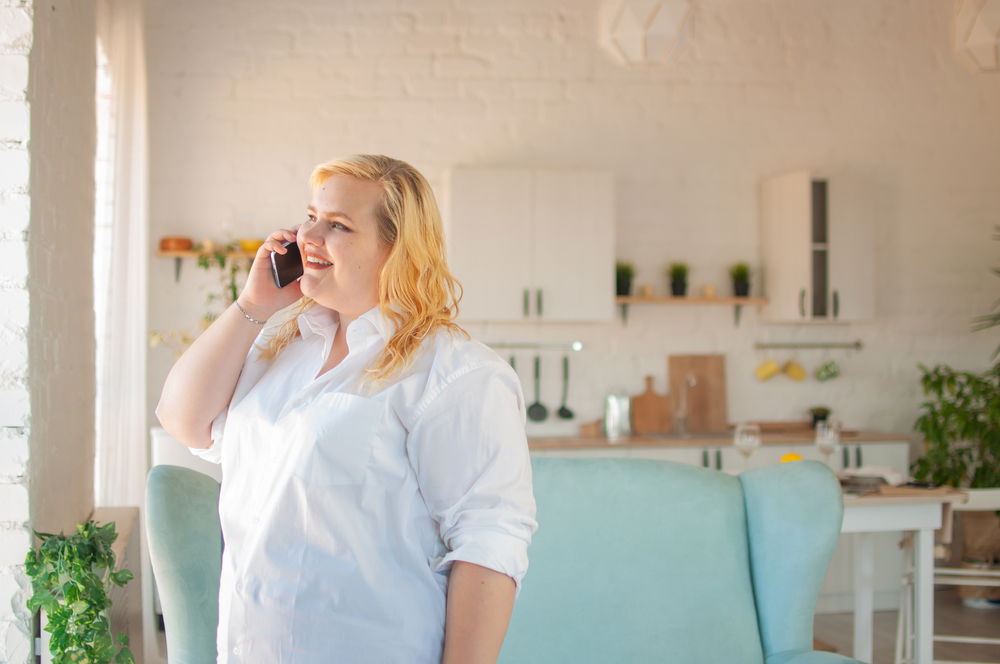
[910,363,1000,603]
[668,262,688,297]
[910,226,1000,604]
[615,261,635,296]
[150,240,251,358]
[910,363,1000,489]
[730,262,751,297]
[25,520,136,664]
[196,239,248,323]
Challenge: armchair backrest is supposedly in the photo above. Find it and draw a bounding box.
[499,458,842,664]
[146,464,222,664]
[145,458,842,664]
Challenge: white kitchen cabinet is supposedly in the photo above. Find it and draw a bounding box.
[442,167,615,323]
[758,169,875,323]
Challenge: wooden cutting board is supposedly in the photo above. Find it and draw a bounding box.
[668,354,729,433]
[631,375,673,434]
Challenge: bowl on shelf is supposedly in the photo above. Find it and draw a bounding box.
[239,238,265,253]
[158,236,194,251]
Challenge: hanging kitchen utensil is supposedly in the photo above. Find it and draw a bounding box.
[527,355,548,422]
[557,355,574,419]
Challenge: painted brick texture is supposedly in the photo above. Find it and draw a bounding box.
[0,2,30,661]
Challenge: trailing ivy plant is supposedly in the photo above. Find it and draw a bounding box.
[24,520,136,664]
[196,239,247,322]
[911,362,1000,489]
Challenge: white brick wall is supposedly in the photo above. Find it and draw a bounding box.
[144,0,1000,444]
[0,0,97,661]
[0,2,31,661]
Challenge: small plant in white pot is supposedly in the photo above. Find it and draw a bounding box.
[25,520,136,663]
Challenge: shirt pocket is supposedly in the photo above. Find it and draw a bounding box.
[290,391,383,487]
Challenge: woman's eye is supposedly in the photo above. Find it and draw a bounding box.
[329,221,349,231]
[305,215,316,223]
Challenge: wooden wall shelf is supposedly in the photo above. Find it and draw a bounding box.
[155,250,256,281]
[616,296,767,306]
[155,250,256,259]
[614,295,768,326]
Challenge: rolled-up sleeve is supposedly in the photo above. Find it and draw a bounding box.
[189,407,227,464]
[407,362,538,597]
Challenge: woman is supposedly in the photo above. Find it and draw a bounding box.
[155,154,538,664]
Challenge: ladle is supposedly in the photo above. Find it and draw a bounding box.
[557,355,574,419]
[527,355,548,422]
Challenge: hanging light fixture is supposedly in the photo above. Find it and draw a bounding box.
[953,0,1000,71]
[601,0,693,66]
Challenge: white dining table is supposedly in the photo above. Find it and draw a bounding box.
[841,493,964,664]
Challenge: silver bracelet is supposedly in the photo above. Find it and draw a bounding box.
[235,299,267,326]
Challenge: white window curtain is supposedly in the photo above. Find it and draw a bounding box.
[94,0,148,510]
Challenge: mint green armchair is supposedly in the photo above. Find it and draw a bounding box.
[499,457,860,664]
[146,465,221,664]
[147,459,856,664]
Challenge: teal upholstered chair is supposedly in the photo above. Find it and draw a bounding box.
[147,458,857,664]
[146,465,222,664]
[499,457,859,664]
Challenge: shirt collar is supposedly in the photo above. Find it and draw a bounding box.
[296,302,399,345]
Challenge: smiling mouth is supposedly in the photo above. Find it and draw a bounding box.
[305,256,333,270]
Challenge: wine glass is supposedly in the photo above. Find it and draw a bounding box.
[733,422,762,471]
[815,419,841,467]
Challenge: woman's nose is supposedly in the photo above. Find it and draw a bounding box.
[298,222,322,246]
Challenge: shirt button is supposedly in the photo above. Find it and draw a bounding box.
[232,646,241,656]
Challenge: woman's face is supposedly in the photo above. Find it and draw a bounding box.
[297,175,391,317]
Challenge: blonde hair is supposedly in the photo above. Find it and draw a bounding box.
[258,154,469,388]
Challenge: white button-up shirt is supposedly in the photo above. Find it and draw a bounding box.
[191,303,538,663]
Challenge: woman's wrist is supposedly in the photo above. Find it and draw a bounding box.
[234,298,270,326]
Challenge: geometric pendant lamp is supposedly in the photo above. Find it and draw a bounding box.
[952,0,1000,71]
[601,0,693,65]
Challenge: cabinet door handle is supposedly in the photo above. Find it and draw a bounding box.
[714,449,722,470]
[832,290,840,319]
[523,289,530,318]
[842,446,850,468]
[855,445,862,468]
[536,289,543,317]
[799,289,807,318]
[701,450,709,468]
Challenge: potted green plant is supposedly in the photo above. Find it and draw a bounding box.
[25,520,136,663]
[809,406,831,428]
[668,262,688,297]
[910,362,1000,604]
[615,261,635,296]
[197,239,249,324]
[910,225,1000,605]
[730,262,751,297]
[150,239,252,357]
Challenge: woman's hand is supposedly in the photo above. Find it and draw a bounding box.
[237,226,304,321]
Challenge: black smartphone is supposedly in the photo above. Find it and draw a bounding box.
[270,241,303,288]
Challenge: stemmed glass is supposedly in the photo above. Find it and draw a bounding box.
[815,419,841,467]
[733,422,762,471]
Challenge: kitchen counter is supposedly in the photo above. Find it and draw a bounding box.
[528,430,910,451]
